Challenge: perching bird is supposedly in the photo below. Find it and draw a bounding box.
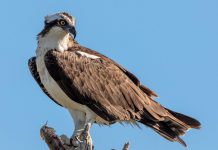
[28,12,200,147]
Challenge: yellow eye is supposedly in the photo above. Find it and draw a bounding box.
[59,20,66,26]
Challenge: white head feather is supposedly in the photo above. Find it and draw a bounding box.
[45,12,76,27]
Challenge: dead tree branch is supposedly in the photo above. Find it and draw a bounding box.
[40,124,130,150]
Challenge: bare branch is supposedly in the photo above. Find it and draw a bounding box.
[40,124,130,150]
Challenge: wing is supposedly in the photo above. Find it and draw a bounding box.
[71,47,158,98]
[28,57,62,107]
[108,59,158,98]
[44,47,169,122]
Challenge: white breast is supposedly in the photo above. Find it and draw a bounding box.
[36,51,86,112]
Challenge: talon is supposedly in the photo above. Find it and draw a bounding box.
[82,132,93,150]
[70,135,81,147]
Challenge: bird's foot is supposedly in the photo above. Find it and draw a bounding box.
[80,124,93,150]
[70,124,93,150]
[70,134,82,148]
[60,134,72,146]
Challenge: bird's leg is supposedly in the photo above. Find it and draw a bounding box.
[68,109,86,148]
[79,123,93,150]
[70,119,86,148]
[79,110,95,150]
[70,122,93,150]
[69,109,94,149]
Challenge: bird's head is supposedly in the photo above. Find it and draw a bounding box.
[38,12,76,39]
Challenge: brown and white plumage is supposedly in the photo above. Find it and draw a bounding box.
[28,12,200,147]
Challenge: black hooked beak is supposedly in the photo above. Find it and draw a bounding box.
[65,25,77,39]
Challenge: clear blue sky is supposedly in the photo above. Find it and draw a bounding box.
[1,0,217,149]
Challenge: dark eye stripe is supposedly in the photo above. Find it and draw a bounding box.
[45,20,57,27]
[38,19,68,37]
[38,20,59,37]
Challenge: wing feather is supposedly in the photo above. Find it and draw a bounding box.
[70,46,158,98]
[44,48,166,122]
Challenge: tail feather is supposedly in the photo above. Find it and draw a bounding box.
[141,120,187,147]
[140,109,201,147]
[166,108,201,129]
[153,123,187,147]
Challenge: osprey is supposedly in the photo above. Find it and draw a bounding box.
[28,12,200,147]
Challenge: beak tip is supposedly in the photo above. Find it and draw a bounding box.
[68,26,76,39]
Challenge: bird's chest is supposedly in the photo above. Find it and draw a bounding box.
[36,54,53,89]
[35,49,84,111]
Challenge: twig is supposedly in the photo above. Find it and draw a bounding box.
[122,142,130,150]
[40,124,67,150]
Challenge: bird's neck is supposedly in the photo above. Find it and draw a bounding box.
[36,31,76,56]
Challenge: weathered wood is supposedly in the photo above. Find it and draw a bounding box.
[40,124,130,150]
[40,124,67,150]
[122,142,130,150]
